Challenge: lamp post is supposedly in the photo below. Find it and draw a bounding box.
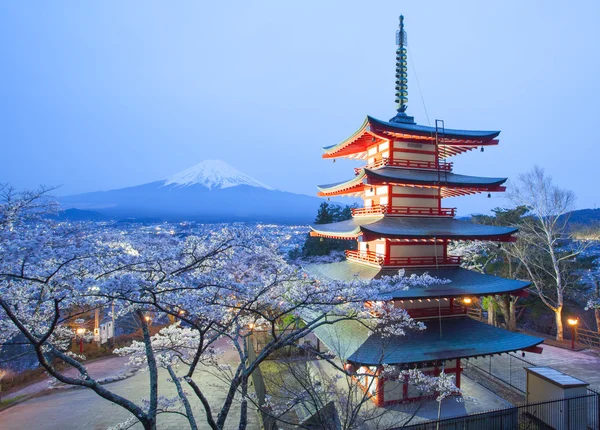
[76,328,86,353]
[567,317,579,349]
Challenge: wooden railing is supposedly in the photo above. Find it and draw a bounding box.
[577,327,600,349]
[385,256,461,267]
[345,250,384,265]
[351,205,456,217]
[407,305,468,319]
[345,250,461,267]
[355,157,453,174]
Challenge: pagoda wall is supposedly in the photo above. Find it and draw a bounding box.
[366,142,390,165]
[362,186,441,209]
[381,359,461,404]
[391,140,436,163]
[363,185,389,207]
[358,238,386,257]
[390,186,439,209]
[388,243,444,258]
[394,298,451,310]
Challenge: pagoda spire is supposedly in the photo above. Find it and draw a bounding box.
[390,15,415,124]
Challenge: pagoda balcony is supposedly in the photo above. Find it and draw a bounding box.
[355,158,453,175]
[405,305,468,319]
[352,205,456,217]
[346,250,461,267]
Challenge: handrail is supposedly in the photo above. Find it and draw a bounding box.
[355,157,453,175]
[351,205,456,217]
[345,250,461,267]
[386,256,461,266]
[345,250,384,265]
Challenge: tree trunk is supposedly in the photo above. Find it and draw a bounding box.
[139,312,158,429]
[167,365,197,430]
[555,307,564,341]
[508,299,517,332]
[595,282,600,333]
[487,299,496,326]
[238,376,248,430]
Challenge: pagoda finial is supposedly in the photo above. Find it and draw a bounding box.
[390,14,415,124]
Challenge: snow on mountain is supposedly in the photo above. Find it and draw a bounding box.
[164,160,274,190]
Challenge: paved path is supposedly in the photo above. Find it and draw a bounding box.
[519,344,600,391]
[3,355,133,403]
[0,341,259,430]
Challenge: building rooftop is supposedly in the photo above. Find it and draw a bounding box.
[317,167,506,195]
[323,116,500,159]
[310,216,517,241]
[309,315,543,366]
[304,261,529,299]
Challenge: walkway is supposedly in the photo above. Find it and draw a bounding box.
[0,340,258,430]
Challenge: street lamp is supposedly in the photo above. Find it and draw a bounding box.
[76,328,86,353]
[462,297,472,305]
[567,317,579,349]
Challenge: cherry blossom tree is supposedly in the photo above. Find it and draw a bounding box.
[0,186,448,430]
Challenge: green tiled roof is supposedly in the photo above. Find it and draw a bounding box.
[310,217,517,240]
[310,316,543,366]
[318,168,506,192]
[304,261,529,299]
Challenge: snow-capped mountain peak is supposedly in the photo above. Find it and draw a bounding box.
[164,160,274,190]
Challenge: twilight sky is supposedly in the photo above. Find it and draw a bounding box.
[1,1,599,216]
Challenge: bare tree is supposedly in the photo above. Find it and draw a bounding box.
[508,166,583,341]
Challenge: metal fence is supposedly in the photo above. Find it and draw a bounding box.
[400,393,599,430]
[464,351,535,394]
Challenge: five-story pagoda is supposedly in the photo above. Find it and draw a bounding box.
[306,15,543,407]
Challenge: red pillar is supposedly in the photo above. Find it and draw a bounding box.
[374,366,385,407]
[455,359,461,389]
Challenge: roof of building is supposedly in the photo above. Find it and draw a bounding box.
[524,367,589,388]
[310,217,517,240]
[322,116,500,158]
[309,315,543,366]
[317,168,506,195]
[303,261,529,299]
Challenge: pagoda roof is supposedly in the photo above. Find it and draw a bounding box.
[323,116,500,159]
[310,217,517,241]
[309,315,543,366]
[317,167,506,196]
[304,261,529,299]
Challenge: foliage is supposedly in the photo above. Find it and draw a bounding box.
[0,186,448,430]
[298,202,357,257]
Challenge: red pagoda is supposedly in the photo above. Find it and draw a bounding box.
[306,15,543,406]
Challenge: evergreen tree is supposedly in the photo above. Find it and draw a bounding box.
[300,202,357,257]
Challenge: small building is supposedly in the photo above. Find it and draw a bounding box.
[305,15,543,407]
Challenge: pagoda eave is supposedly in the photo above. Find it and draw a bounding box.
[322,116,500,159]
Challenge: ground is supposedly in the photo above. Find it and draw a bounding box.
[1,341,599,429]
[0,340,259,430]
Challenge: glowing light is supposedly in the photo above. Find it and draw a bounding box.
[76,328,86,335]
[462,297,472,305]
[567,318,579,326]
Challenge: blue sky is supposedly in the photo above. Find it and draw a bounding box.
[1,1,599,215]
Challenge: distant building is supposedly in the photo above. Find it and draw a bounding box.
[306,15,543,406]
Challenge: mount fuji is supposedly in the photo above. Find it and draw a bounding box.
[59,160,325,223]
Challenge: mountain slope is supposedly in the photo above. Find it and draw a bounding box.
[59,160,324,223]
